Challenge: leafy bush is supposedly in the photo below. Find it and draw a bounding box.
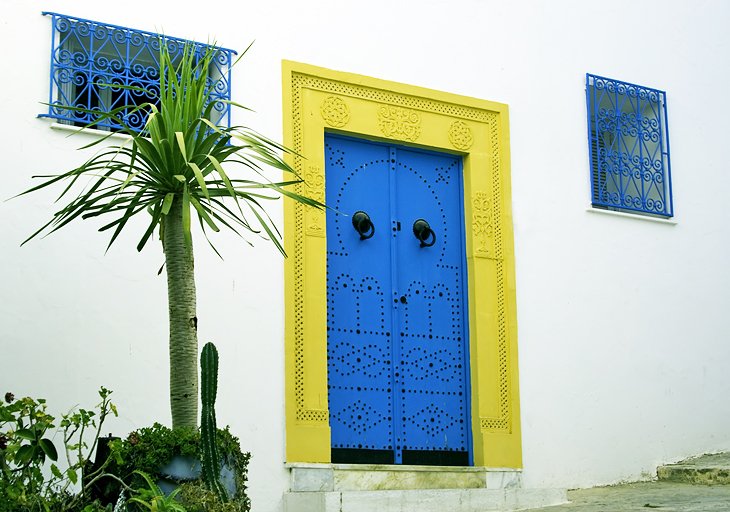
[0,387,118,512]
[0,390,250,511]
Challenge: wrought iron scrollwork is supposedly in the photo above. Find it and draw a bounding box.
[42,12,235,133]
[587,73,673,217]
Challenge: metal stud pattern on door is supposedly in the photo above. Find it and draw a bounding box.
[326,134,470,465]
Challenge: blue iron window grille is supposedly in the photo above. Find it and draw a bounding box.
[41,12,235,133]
[586,74,673,217]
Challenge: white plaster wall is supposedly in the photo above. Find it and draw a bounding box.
[1,0,729,507]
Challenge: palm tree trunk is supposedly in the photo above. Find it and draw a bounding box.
[163,197,199,429]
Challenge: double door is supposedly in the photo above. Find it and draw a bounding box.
[325,134,471,465]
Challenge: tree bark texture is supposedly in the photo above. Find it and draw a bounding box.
[164,197,199,429]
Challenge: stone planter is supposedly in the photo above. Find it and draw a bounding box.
[158,454,237,498]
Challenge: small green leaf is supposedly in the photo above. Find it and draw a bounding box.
[50,463,63,479]
[189,162,210,199]
[174,175,186,183]
[15,444,35,464]
[39,438,58,461]
[189,194,220,232]
[67,468,78,485]
[14,428,36,441]
[161,193,175,215]
[175,131,188,162]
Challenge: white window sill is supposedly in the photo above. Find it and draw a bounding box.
[48,121,135,142]
[586,207,677,225]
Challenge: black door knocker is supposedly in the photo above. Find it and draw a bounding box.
[352,211,375,240]
[412,219,436,247]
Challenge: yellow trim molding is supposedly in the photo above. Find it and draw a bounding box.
[283,61,522,468]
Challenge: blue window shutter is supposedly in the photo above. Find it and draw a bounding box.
[586,73,674,218]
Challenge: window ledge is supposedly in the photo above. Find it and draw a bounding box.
[47,121,135,142]
[586,207,677,225]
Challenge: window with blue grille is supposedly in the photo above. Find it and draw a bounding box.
[586,74,673,217]
[41,12,235,133]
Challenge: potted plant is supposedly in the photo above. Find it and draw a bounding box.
[105,343,250,509]
[19,40,320,430]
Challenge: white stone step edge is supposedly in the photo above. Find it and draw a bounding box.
[284,488,569,512]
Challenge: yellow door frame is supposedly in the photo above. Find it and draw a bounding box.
[282,61,522,468]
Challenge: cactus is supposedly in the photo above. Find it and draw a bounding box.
[200,342,227,501]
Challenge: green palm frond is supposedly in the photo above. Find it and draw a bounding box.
[19,40,321,256]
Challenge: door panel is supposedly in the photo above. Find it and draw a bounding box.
[326,137,394,458]
[393,148,469,465]
[326,134,470,465]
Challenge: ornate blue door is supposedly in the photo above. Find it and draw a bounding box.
[326,134,470,465]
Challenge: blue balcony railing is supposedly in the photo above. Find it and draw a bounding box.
[41,12,236,132]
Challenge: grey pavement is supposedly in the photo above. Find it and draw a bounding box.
[528,481,730,512]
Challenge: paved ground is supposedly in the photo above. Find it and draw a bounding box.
[529,481,730,511]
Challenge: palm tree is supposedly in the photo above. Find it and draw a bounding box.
[19,42,320,429]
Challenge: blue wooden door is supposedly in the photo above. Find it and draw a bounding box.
[326,134,470,465]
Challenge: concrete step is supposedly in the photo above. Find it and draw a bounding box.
[657,452,730,485]
[287,463,523,491]
[284,464,567,511]
[284,488,568,512]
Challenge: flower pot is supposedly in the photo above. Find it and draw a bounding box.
[157,454,236,498]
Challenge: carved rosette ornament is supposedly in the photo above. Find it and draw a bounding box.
[472,192,493,257]
[449,120,474,150]
[320,97,350,127]
[377,105,421,141]
[304,165,325,237]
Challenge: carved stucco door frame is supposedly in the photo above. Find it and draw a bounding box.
[282,61,522,468]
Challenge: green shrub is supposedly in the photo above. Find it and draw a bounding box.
[112,423,251,511]
[0,387,118,512]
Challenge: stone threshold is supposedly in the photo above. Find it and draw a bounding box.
[286,463,522,492]
[283,488,569,512]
